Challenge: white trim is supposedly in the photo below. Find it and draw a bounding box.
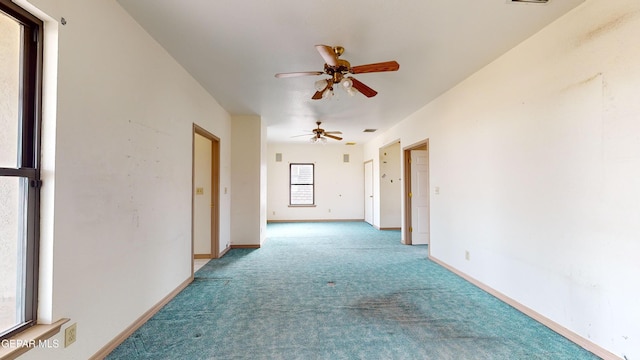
[89,277,193,359]
[429,255,621,360]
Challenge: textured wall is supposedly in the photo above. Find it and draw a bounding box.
[17,0,232,358]
[364,0,640,357]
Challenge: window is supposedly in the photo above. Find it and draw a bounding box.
[290,163,314,205]
[0,0,42,340]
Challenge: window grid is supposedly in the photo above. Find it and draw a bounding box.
[289,163,314,205]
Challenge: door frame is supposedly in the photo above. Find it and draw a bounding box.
[192,124,220,271]
[363,159,374,225]
[403,140,429,246]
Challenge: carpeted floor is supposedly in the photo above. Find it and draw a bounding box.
[107,221,599,359]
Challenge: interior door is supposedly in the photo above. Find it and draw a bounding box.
[410,150,429,245]
[364,160,373,225]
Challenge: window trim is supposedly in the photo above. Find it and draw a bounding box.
[0,0,43,340]
[289,163,315,206]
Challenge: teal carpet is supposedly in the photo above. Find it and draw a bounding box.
[107,222,599,359]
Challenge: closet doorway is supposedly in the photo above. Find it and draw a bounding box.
[192,125,220,271]
[404,140,430,246]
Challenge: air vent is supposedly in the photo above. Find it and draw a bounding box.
[363,129,377,133]
[345,142,357,146]
[510,0,549,3]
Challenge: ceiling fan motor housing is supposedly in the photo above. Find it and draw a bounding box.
[324,60,351,80]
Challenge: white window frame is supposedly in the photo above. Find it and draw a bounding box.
[289,163,315,206]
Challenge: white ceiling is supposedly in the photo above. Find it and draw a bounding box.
[117,0,584,144]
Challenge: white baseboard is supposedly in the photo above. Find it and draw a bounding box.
[90,277,193,359]
[429,255,620,360]
[267,219,364,223]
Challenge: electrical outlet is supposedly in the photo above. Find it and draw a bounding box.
[465,251,470,261]
[65,323,77,347]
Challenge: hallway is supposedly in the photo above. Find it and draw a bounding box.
[107,222,597,359]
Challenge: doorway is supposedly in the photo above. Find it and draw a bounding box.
[379,142,402,230]
[404,141,430,246]
[192,125,220,271]
[364,160,373,225]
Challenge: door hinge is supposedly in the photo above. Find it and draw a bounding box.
[408,192,412,198]
[409,227,413,232]
[30,179,43,188]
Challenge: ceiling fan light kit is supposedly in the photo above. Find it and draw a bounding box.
[275,45,399,100]
[309,136,328,144]
[315,79,328,91]
[341,77,353,89]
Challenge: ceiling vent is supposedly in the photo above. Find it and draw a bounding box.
[510,0,549,3]
[363,129,377,133]
[345,142,357,146]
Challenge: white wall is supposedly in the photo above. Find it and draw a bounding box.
[364,0,640,358]
[268,143,364,221]
[231,115,267,246]
[17,0,232,359]
[379,142,402,229]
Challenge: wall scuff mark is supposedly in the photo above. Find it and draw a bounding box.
[576,9,639,46]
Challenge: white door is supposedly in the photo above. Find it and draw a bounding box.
[410,150,429,245]
[364,161,373,225]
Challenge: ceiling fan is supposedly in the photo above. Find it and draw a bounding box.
[294,121,343,143]
[275,45,399,100]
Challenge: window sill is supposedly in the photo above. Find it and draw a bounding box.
[288,205,316,207]
[0,318,70,360]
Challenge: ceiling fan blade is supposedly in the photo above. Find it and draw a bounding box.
[291,133,314,138]
[275,71,323,78]
[315,45,339,66]
[324,131,342,134]
[349,77,378,98]
[324,134,343,141]
[350,60,400,74]
[312,91,324,100]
